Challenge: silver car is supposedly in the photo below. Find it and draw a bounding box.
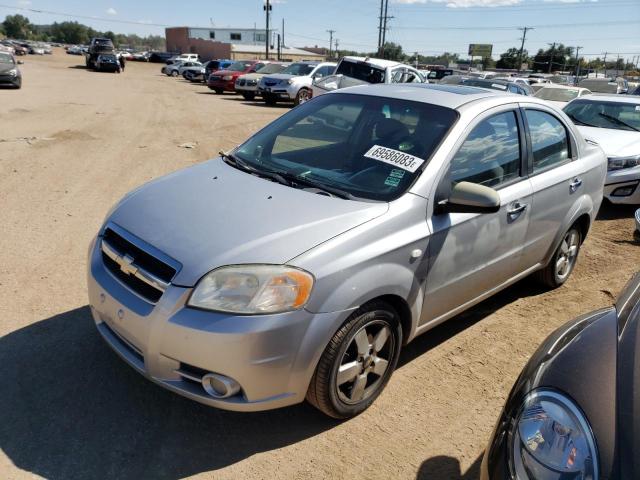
[88,84,607,418]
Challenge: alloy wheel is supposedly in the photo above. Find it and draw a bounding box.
[555,229,580,281]
[336,320,394,405]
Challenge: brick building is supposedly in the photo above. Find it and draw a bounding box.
[165,27,324,62]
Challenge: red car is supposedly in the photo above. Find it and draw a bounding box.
[207,60,266,94]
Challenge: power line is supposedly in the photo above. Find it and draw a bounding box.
[394,20,640,31]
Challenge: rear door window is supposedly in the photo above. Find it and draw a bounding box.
[525,110,570,172]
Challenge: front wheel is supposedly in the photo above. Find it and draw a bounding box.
[170,70,178,77]
[295,88,311,106]
[306,301,402,419]
[535,226,582,288]
[242,92,255,101]
[263,93,277,105]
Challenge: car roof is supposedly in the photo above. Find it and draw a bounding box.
[341,56,402,69]
[334,83,506,109]
[539,84,587,91]
[573,94,640,104]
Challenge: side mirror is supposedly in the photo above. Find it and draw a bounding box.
[438,181,500,214]
[314,73,324,80]
[17,60,24,65]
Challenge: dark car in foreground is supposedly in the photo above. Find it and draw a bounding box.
[0,51,22,88]
[482,272,640,479]
[95,54,120,73]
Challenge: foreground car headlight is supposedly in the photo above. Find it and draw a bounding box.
[510,390,599,479]
[608,155,640,171]
[222,75,233,81]
[8,68,17,76]
[188,265,314,314]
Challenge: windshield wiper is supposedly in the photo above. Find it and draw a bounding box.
[597,112,640,132]
[219,151,292,186]
[565,113,599,128]
[276,171,356,200]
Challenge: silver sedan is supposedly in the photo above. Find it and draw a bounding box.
[88,84,607,418]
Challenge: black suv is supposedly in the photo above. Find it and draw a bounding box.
[86,38,115,69]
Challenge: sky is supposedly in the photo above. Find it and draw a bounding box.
[1,0,639,62]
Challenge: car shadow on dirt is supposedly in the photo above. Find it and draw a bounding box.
[399,277,547,368]
[0,306,340,480]
[596,200,638,221]
[416,454,482,480]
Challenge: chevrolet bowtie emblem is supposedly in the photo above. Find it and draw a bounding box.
[118,254,138,276]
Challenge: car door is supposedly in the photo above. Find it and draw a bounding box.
[518,105,586,269]
[420,107,534,325]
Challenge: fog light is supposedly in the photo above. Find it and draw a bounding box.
[201,373,241,399]
[612,184,637,197]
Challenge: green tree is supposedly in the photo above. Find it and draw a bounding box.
[496,47,527,70]
[380,42,404,61]
[532,44,573,73]
[50,21,90,44]
[2,14,32,39]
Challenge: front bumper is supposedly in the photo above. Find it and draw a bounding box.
[258,83,298,100]
[0,74,21,86]
[87,235,349,412]
[208,78,236,92]
[604,166,640,204]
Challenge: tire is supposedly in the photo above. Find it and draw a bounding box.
[264,93,277,105]
[295,88,311,106]
[306,301,402,419]
[214,88,223,95]
[170,70,178,77]
[242,92,255,101]
[534,226,582,289]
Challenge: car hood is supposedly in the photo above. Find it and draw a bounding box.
[211,69,243,76]
[0,63,17,74]
[262,73,307,82]
[239,72,267,81]
[576,126,640,157]
[107,159,388,286]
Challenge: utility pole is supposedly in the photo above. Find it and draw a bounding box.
[327,29,335,59]
[282,18,285,49]
[547,42,556,74]
[377,0,384,53]
[381,0,393,57]
[334,39,339,58]
[602,52,608,78]
[414,51,419,68]
[574,46,582,84]
[277,34,281,60]
[263,0,272,60]
[616,54,620,77]
[517,26,532,73]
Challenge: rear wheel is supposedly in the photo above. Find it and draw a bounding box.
[214,88,223,95]
[306,301,402,419]
[535,226,582,288]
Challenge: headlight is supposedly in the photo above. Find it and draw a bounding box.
[286,79,294,85]
[608,155,640,171]
[510,390,599,479]
[188,265,314,314]
[222,75,233,81]
[8,68,17,76]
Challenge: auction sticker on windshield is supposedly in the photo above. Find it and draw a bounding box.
[364,145,425,173]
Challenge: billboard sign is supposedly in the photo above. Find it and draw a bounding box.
[468,44,493,58]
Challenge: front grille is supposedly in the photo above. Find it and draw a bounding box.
[264,80,277,86]
[246,79,257,86]
[237,79,246,86]
[101,228,176,303]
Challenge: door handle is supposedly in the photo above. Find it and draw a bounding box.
[570,177,583,193]
[507,202,528,220]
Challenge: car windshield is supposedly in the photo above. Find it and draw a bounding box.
[256,63,287,74]
[281,63,316,76]
[335,61,386,84]
[564,100,640,131]
[0,53,14,64]
[227,61,253,72]
[535,88,581,102]
[233,93,458,201]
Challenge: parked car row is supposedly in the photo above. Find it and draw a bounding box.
[0,50,22,89]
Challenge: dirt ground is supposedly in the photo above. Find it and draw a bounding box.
[0,51,638,480]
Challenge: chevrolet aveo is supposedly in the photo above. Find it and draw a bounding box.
[88,84,607,419]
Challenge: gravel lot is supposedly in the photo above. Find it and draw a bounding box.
[1,51,638,480]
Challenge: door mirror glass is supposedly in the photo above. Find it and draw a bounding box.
[444,181,500,214]
[17,60,24,65]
